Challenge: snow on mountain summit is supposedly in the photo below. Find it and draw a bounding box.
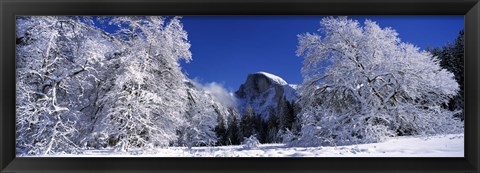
[255,72,288,85]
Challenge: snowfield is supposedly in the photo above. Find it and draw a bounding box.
[28,133,463,157]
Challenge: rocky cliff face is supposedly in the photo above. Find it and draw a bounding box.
[235,72,298,119]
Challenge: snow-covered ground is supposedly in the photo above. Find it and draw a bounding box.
[26,133,463,157]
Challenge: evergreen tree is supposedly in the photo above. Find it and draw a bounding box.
[429,30,464,120]
[240,105,256,139]
[266,109,280,143]
[214,114,228,146]
[278,97,295,131]
[226,113,241,145]
[254,115,267,143]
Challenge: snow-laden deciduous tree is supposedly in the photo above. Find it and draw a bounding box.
[96,16,193,151]
[16,16,114,155]
[177,82,220,148]
[292,16,462,147]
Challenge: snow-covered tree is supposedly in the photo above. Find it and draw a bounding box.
[16,16,114,155]
[96,16,193,151]
[292,16,462,146]
[177,85,219,148]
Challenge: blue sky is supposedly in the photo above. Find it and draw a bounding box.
[179,16,464,91]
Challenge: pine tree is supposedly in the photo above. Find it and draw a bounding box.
[254,115,267,143]
[429,30,464,120]
[278,97,295,131]
[214,114,228,146]
[240,105,256,139]
[226,113,242,145]
[266,108,280,143]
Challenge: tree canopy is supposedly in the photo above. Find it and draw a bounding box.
[292,16,463,147]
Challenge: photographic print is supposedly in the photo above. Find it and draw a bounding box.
[15,16,464,157]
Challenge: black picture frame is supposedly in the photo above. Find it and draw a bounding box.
[1,0,479,172]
